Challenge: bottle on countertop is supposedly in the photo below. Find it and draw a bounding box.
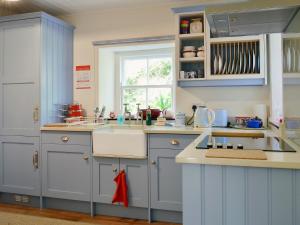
[146,106,152,126]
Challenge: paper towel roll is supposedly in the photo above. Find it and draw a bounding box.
[254,104,268,127]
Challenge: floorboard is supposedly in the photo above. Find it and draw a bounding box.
[0,203,180,225]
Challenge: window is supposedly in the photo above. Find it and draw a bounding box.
[116,48,174,114]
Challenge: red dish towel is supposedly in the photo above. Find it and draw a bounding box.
[112,170,128,207]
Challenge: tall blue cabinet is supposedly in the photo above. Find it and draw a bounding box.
[0,12,74,196]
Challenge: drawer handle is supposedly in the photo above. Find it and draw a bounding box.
[170,139,180,145]
[112,168,118,173]
[83,154,89,160]
[61,136,70,143]
[151,160,156,165]
[32,151,38,169]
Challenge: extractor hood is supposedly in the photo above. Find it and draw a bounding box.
[205,1,300,37]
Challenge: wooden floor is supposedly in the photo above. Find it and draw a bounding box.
[0,203,180,225]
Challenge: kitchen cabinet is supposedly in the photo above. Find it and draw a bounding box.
[0,12,73,197]
[0,136,40,196]
[148,134,197,212]
[93,157,148,208]
[42,132,91,201]
[174,10,268,87]
[0,12,73,136]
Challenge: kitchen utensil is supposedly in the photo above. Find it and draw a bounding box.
[222,44,227,74]
[213,45,218,74]
[218,44,223,74]
[141,108,161,120]
[252,42,256,73]
[183,46,196,51]
[194,106,216,128]
[190,18,203,33]
[175,112,186,127]
[183,51,196,58]
[253,104,268,127]
[212,109,228,127]
[246,117,263,128]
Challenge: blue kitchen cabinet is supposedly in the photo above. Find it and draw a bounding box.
[93,157,148,208]
[0,12,73,197]
[0,136,40,196]
[42,132,92,201]
[0,12,74,136]
[149,134,197,212]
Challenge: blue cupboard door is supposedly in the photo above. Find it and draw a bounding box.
[0,136,40,196]
[120,159,148,208]
[42,144,91,201]
[0,18,40,136]
[150,149,182,211]
[92,157,119,204]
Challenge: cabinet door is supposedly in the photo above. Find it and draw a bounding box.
[93,157,119,204]
[0,19,40,136]
[42,144,91,201]
[0,136,40,196]
[150,149,182,211]
[120,159,148,208]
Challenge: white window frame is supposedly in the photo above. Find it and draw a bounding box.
[115,48,175,114]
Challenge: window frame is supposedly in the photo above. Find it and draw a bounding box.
[115,48,175,114]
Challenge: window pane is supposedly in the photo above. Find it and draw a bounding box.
[123,58,147,85]
[148,88,172,110]
[148,57,172,85]
[123,88,146,113]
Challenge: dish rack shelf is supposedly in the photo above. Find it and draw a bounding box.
[207,35,266,80]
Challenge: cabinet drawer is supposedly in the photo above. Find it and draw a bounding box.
[149,134,197,150]
[42,131,91,146]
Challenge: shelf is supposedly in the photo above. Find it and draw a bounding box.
[179,33,204,40]
[178,78,206,81]
[179,57,204,63]
[283,73,300,85]
[209,74,263,79]
[283,73,300,78]
[178,78,266,87]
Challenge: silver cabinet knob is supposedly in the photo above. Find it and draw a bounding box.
[113,168,118,173]
[61,136,70,143]
[83,154,89,160]
[151,160,156,165]
[170,139,180,145]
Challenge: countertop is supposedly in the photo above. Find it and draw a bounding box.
[176,128,300,169]
[41,123,266,136]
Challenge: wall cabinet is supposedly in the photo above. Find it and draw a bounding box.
[93,157,148,208]
[148,134,197,212]
[0,136,40,196]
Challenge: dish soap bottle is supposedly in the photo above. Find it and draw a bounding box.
[146,106,152,126]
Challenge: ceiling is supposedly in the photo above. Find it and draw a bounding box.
[0,0,243,16]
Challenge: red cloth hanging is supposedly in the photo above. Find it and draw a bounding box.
[112,170,128,207]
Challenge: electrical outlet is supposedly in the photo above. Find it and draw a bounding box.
[15,195,22,202]
[22,195,29,203]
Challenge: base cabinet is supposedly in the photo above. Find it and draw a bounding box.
[0,136,40,196]
[149,134,197,212]
[150,149,182,211]
[93,157,148,208]
[42,144,91,201]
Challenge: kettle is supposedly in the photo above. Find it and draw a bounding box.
[194,106,215,128]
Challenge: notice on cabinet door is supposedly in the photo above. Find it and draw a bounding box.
[75,65,92,90]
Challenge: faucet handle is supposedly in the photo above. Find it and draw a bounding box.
[123,103,129,112]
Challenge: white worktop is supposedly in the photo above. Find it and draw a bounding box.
[176,128,300,169]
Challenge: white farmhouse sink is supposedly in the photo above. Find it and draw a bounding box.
[92,126,146,158]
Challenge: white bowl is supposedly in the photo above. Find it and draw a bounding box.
[183,51,196,58]
[183,46,196,51]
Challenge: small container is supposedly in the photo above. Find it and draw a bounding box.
[117,114,124,125]
[183,51,196,58]
[146,106,152,126]
[190,18,203,33]
[175,112,186,127]
[180,20,190,34]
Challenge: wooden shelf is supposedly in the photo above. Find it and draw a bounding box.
[283,73,300,78]
[179,33,204,40]
[178,78,206,81]
[178,78,266,87]
[179,57,204,63]
[209,74,263,79]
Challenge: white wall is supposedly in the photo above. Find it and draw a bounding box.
[61,3,270,117]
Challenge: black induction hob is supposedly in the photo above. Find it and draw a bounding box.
[196,136,296,152]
